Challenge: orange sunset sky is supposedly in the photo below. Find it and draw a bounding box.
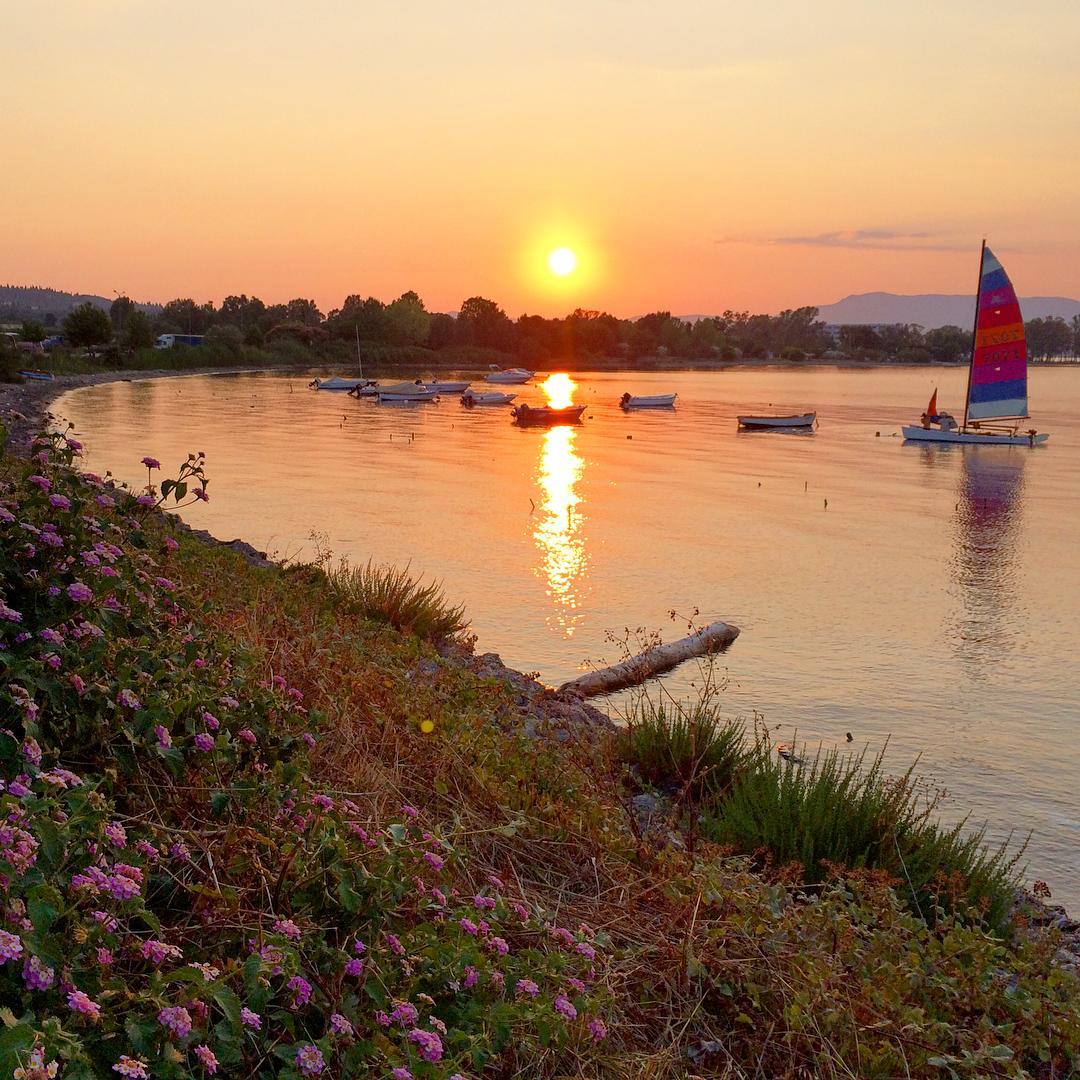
[5,0,1080,317]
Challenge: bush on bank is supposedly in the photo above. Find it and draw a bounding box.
[1,426,1078,1078]
[0,431,606,1078]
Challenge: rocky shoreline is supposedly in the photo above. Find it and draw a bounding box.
[3,368,1077,966]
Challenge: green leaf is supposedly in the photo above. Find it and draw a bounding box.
[213,987,242,1026]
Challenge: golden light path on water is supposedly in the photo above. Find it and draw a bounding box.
[533,374,587,633]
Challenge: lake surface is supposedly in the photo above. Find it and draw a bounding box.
[56,366,1080,906]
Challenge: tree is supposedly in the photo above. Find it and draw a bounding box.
[284,298,323,326]
[1025,316,1070,361]
[457,297,513,349]
[384,291,430,346]
[204,325,244,357]
[19,320,46,343]
[1073,314,1080,359]
[158,299,216,335]
[925,325,969,363]
[109,296,136,331]
[219,295,266,332]
[122,310,155,350]
[62,303,113,348]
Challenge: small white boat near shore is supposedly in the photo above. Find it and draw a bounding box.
[620,392,677,409]
[485,366,534,384]
[737,411,816,430]
[461,390,516,405]
[377,382,441,403]
[424,380,470,394]
[311,376,374,391]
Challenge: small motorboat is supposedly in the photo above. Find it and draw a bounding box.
[423,380,470,394]
[16,369,55,382]
[737,411,816,431]
[377,381,440,403]
[485,366,534,384]
[511,403,586,427]
[310,376,372,391]
[620,392,677,409]
[461,391,516,406]
[347,381,381,398]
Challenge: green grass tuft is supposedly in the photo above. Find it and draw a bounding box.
[621,698,749,802]
[704,738,1024,930]
[325,557,468,641]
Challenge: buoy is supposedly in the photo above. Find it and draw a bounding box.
[627,435,632,439]
[845,732,853,742]
[824,498,828,509]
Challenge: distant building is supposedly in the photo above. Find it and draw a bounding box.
[155,334,205,349]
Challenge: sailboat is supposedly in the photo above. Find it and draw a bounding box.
[902,243,1049,446]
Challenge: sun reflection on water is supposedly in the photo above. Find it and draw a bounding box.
[541,372,576,409]
[533,425,588,635]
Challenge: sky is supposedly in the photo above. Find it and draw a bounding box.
[4,0,1080,317]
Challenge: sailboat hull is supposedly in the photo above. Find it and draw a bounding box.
[902,425,1049,446]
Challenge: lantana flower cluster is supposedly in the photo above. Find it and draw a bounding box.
[0,430,609,1078]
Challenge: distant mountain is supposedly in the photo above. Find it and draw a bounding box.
[0,285,160,324]
[816,292,1080,329]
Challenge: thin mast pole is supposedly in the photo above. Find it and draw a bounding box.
[355,324,363,380]
[962,238,985,432]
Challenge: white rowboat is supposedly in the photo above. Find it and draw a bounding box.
[423,380,470,393]
[737,412,816,430]
[311,377,374,391]
[620,392,677,409]
[377,382,441,403]
[485,367,534,384]
[461,391,516,405]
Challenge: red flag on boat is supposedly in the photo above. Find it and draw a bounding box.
[926,388,938,418]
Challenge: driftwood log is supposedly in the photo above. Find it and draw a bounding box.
[557,620,740,698]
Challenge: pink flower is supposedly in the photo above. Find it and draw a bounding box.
[194,733,214,752]
[330,1013,353,1036]
[164,536,180,551]
[554,993,577,1020]
[390,1000,418,1025]
[459,918,478,936]
[287,974,312,1009]
[49,493,72,510]
[22,954,55,989]
[587,1016,608,1042]
[116,688,141,710]
[273,918,302,940]
[237,728,256,745]
[141,456,162,470]
[575,942,596,960]
[154,725,172,748]
[193,1044,218,1074]
[158,1005,193,1038]
[408,1027,443,1062]
[463,966,478,989]
[295,1044,325,1075]
[104,822,127,848]
[113,1056,150,1078]
[344,958,364,977]
[194,487,209,502]
[200,710,219,730]
[487,936,509,956]
[386,933,405,956]
[312,793,334,810]
[28,475,50,491]
[66,581,93,603]
[391,1069,412,1080]
[0,930,24,963]
[0,602,22,623]
[473,894,496,910]
[68,988,102,1021]
[240,1007,261,1030]
[301,732,315,748]
[516,979,539,997]
[401,804,419,819]
[423,851,445,871]
[97,947,114,966]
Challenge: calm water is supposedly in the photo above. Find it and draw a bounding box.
[56,367,1080,906]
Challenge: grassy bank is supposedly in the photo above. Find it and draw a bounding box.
[1,426,1078,1078]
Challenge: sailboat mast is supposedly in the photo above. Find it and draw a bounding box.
[355,324,363,380]
[961,239,986,432]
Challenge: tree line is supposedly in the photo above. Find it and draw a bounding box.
[11,289,1080,363]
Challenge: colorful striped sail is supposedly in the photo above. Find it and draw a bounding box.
[967,246,1028,422]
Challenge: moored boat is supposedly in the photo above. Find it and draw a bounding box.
[620,392,677,409]
[423,380,470,393]
[377,383,441,403]
[737,411,816,430]
[485,366,534,384]
[16,369,55,382]
[902,242,1050,447]
[347,381,381,398]
[511,403,586,427]
[461,391,516,405]
[310,376,372,391]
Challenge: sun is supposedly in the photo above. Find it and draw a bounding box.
[547,247,578,277]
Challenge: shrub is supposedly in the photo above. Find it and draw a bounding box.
[621,698,747,802]
[0,431,605,1078]
[704,740,1024,929]
[325,558,468,642]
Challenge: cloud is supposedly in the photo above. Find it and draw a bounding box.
[718,229,970,252]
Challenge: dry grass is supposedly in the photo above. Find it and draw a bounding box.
[172,534,1080,1079]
